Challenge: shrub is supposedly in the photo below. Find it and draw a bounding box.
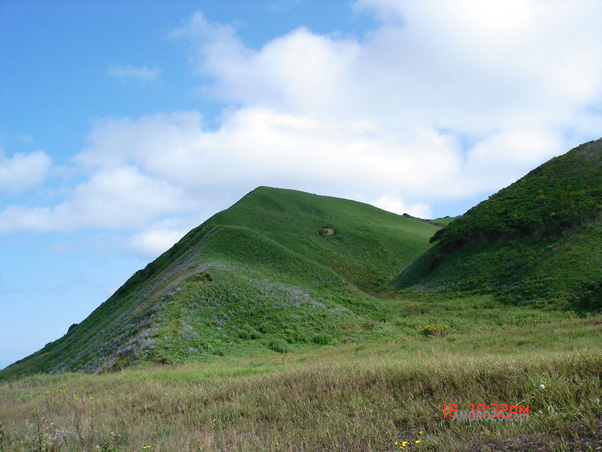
[238,324,260,340]
[421,323,451,338]
[362,320,377,330]
[267,339,290,354]
[312,333,332,345]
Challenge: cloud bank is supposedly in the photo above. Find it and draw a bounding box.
[2,1,602,258]
[0,148,51,194]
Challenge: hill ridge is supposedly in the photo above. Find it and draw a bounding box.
[2,187,437,378]
[395,137,602,310]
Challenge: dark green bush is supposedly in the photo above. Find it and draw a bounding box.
[312,333,332,345]
[238,324,260,340]
[267,339,290,354]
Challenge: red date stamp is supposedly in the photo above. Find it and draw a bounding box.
[443,403,530,422]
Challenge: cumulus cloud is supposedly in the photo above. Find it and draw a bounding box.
[126,218,192,259]
[167,4,602,198]
[0,166,194,233]
[0,149,51,194]
[108,64,160,81]
[2,2,602,257]
[78,108,464,200]
[374,196,432,219]
[176,5,602,133]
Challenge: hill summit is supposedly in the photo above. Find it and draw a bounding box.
[3,187,437,378]
[394,137,602,310]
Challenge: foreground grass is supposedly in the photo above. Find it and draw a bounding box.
[1,312,601,452]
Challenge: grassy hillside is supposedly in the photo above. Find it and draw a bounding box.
[1,187,437,379]
[1,297,600,451]
[2,172,602,451]
[395,138,602,310]
[210,187,437,291]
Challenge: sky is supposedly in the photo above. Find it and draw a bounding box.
[1,0,602,370]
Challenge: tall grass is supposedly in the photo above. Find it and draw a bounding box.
[1,313,601,451]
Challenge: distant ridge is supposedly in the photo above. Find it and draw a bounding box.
[1,187,437,378]
[394,137,602,311]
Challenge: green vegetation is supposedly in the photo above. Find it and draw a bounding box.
[1,299,600,451]
[396,138,602,310]
[427,216,457,228]
[420,323,451,338]
[2,138,602,450]
[1,187,437,379]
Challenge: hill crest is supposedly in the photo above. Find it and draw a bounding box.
[395,137,602,310]
[1,187,437,378]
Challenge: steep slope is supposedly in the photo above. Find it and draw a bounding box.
[2,187,437,378]
[395,138,602,310]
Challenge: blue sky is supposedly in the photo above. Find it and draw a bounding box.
[1,0,602,370]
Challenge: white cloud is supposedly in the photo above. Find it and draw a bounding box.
[126,218,192,259]
[17,135,35,144]
[0,149,51,194]
[78,108,464,201]
[176,5,602,134]
[167,5,602,197]
[2,3,602,259]
[172,13,360,117]
[374,196,432,219]
[0,166,194,233]
[108,64,160,81]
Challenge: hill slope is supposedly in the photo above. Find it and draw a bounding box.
[2,187,437,378]
[395,138,602,310]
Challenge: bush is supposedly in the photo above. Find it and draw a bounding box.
[312,333,332,345]
[0,420,5,447]
[362,320,377,330]
[267,339,290,354]
[421,324,451,338]
[238,324,260,340]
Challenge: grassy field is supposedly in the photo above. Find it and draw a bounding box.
[1,295,601,451]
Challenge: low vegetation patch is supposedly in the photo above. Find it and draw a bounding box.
[420,323,451,338]
[1,310,601,451]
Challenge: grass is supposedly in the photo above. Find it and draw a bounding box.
[396,138,602,310]
[1,308,601,451]
[2,187,438,378]
[1,294,601,451]
[211,187,438,291]
[2,180,602,450]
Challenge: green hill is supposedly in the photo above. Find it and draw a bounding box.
[2,187,437,378]
[394,137,602,310]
